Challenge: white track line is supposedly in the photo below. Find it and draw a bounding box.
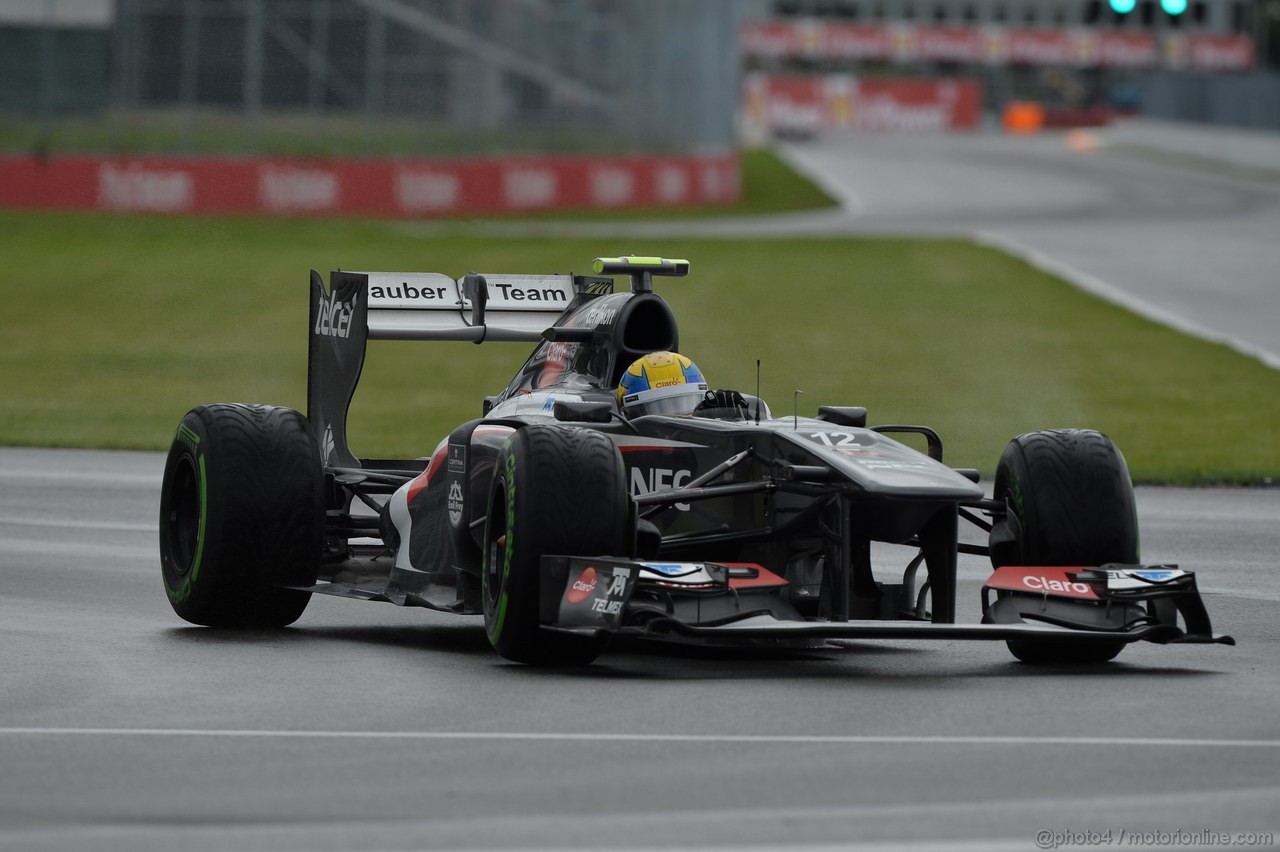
[975,230,1280,371]
[775,144,869,216]
[2,728,1277,748]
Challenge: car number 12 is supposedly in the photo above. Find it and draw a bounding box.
[807,431,864,447]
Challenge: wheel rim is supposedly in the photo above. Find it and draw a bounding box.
[164,455,200,576]
[485,490,507,611]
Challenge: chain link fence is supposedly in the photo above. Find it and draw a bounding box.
[1,0,745,157]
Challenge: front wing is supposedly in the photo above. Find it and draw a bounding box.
[539,557,1234,648]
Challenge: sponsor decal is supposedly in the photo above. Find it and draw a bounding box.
[1187,34,1255,71]
[740,21,807,58]
[580,304,618,327]
[914,26,986,63]
[589,573,629,615]
[655,165,688,204]
[823,23,894,60]
[503,167,557,208]
[538,343,575,388]
[314,289,354,338]
[395,168,460,212]
[447,480,464,526]
[1098,32,1158,68]
[98,164,193,212]
[1105,567,1188,591]
[259,165,338,212]
[986,566,1100,600]
[489,282,568,303]
[561,566,632,622]
[1022,575,1093,596]
[447,444,466,475]
[590,166,635,207]
[175,424,201,451]
[321,424,336,464]
[743,74,979,136]
[630,467,693,512]
[566,566,599,605]
[368,282,450,302]
[642,562,691,576]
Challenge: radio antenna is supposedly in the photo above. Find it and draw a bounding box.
[755,359,761,424]
[793,389,804,430]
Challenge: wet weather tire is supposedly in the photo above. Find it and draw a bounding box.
[482,426,630,666]
[159,404,324,627]
[990,429,1138,665]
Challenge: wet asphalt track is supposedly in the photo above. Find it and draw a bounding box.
[1,448,1276,852]
[4,133,1279,850]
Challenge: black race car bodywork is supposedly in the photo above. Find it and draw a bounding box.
[159,256,1232,666]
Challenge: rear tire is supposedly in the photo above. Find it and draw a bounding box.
[159,404,324,627]
[482,426,630,666]
[990,429,1138,664]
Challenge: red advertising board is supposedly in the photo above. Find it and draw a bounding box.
[854,78,982,131]
[1186,34,1256,71]
[1097,32,1160,68]
[1006,28,1094,66]
[912,26,988,64]
[822,23,896,60]
[743,74,981,134]
[0,152,741,217]
[740,20,1253,71]
[741,20,811,58]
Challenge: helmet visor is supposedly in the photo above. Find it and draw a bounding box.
[622,383,708,418]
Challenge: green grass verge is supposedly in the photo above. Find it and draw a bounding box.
[3,210,1277,484]
[0,111,636,158]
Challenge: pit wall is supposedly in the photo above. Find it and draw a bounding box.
[0,152,741,217]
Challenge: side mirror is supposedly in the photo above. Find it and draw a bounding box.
[817,405,868,428]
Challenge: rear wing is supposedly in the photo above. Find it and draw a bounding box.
[307,268,609,467]
[361,271,584,343]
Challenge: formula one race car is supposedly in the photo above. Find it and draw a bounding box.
[158,256,1233,666]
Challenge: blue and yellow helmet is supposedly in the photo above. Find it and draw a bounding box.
[617,351,708,417]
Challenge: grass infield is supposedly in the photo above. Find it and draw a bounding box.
[2,210,1276,484]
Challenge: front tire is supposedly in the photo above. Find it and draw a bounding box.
[159,404,324,627]
[482,426,630,666]
[990,429,1138,664]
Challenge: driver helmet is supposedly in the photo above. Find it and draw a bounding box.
[617,351,708,418]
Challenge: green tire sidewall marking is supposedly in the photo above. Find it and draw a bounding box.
[176,423,200,452]
[1009,467,1026,536]
[1128,474,1141,560]
[488,450,517,644]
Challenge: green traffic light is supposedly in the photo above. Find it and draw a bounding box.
[1109,0,1137,12]
[1161,0,1187,13]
